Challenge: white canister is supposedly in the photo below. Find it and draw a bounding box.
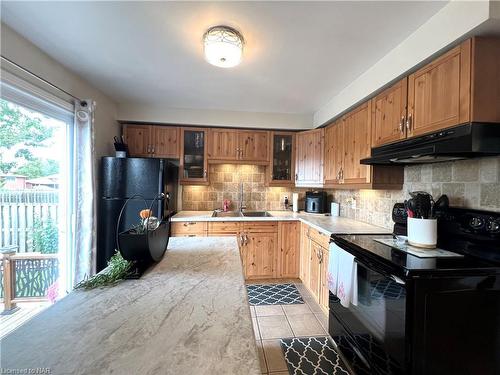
[331,202,340,217]
[407,217,437,249]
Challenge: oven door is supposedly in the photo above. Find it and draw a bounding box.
[329,255,407,375]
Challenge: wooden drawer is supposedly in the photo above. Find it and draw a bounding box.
[208,221,241,236]
[307,226,330,249]
[171,221,207,236]
[242,222,278,233]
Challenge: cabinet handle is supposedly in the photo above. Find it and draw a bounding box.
[204,170,207,178]
[151,145,155,154]
[406,113,412,131]
[399,116,405,134]
[244,234,249,245]
[295,173,298,181]
[183,222,196,226]
[239,234,245,247]
[146,144,151,153]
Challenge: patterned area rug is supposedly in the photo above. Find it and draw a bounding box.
[246,284,304,306]
[281,336,350,375]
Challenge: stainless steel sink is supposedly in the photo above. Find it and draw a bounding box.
[211,211,242,217]
[241,211,272,217]
[211,210,272,217]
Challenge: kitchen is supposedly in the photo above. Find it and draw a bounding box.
[0,2,499,375]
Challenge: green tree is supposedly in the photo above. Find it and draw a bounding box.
[16,159,59,179]
[0,99,54,148]
[0,99,56,176]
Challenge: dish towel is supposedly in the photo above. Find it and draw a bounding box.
[327,242,358,308]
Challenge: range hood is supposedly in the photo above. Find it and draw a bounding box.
[361,123,500,165]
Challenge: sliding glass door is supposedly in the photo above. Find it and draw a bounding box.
[0,91,74,336]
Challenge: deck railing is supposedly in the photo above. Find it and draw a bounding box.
[1,249,59,312]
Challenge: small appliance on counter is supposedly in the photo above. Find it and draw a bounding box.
[305,191,327,214]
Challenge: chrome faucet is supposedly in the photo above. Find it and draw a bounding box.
[239,182,246,212]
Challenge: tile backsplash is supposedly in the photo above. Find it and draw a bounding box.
[181,157,500,230]
[181,164,306,211]
[329,156,500,229]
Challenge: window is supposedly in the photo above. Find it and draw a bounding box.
[0,69,75,337]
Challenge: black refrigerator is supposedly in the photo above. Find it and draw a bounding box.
[97,157,178,272]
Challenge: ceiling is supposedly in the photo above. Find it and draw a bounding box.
[1,1,448,115]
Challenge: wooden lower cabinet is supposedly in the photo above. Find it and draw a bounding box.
[308,241,322,301]
[171,221,208,237]
[319,249,329,310]
[300,223,330,312]
[278,221,300,278]
[299,223,310,284]
[242,232,277,279]
[207,221,241,236]
[241,222,278,280]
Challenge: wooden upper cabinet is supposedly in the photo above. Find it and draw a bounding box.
[295,128,324,187]
[208,129,269,163]
[323,102,403,189]
[239,130,269,162]
[324,119,344,185]
[208,129,239,160]
[124,124,180,158]
[268,132,295,186]
[153,126,180,158]
[123,124,151,157]
[408,39,471,138]
[180,127,208,185]
[343,102,372,185]
[371,78,408,147]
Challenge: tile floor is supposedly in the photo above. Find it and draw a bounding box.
[250,282,330,375]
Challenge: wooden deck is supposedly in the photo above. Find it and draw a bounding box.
[0,302,50,339]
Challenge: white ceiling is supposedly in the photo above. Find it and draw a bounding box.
[1,1,447,116]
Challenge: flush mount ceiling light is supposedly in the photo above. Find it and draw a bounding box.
[203,25,244,68]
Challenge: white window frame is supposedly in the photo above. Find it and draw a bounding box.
[1,58,76,293]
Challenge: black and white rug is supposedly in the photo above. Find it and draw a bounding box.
[246,283,304,306]
[280,336,350,375]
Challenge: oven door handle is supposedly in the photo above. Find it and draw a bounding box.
[353,258,406,286]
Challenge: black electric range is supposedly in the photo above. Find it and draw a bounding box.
[328,207,500,375]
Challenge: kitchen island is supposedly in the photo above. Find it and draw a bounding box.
[0,237,261,375]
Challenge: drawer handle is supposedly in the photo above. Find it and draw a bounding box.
[184,222,196,226]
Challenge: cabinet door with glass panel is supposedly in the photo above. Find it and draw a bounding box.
[268,132,295,186]
[180,128,208,185]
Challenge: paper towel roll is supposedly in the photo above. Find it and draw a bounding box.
[292,193,299,212]
[331,202,340,216]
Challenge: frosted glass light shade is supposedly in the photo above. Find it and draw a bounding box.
[203,26,243,68]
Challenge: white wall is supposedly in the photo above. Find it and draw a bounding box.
[1,23,119,159]
[313,0,493,127]
[118,103,312,130]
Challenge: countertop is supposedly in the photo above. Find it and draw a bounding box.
[0,237,261,375]
[172,210,391,236]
